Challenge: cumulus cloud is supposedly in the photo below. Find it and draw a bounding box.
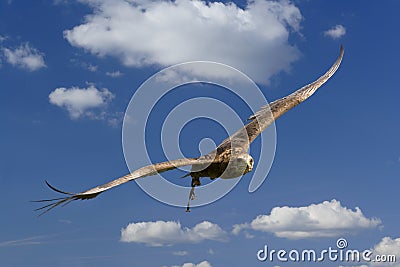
[120,220,228,246]
[64,0,302,84]
[233,199,382,239]
[2,43,46,71]
[49,84,115,119]
[369,237,400,266]
[324,24,346,39]
[169,261,212,267]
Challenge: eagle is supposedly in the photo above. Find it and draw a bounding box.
[35,46,344,215]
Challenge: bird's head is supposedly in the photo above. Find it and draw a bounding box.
[233,153,254,173]
[220,153,254,179]
[242,154,254,174]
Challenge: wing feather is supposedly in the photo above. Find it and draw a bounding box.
[34,157,213,215]
[217,46,344,151]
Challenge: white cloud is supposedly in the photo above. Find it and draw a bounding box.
[2,43,46,71]
[106,70,123,77]
[120,220,228,246]
[49,84,114,119]
[324,24,346,39]
[233,199,382,239]
[369,237,400,267]
[244,232,254,239]
[64,0,302,84]
[169,261,212,267]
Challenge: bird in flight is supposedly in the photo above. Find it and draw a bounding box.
[34,46,344,215]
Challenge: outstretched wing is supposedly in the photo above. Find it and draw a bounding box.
[216,46,344,153]
[34,156,213,215]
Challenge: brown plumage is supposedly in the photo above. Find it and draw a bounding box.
[34,46,344,215]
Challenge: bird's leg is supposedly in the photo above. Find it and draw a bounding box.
[186,186,196,212]
[186,177,200,212]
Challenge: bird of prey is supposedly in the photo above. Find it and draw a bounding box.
[35,46,344,215]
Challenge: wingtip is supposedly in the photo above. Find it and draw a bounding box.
[339,45,345,57]
[44,180,74,195]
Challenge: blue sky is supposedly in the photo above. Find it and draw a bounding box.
[1,0,399,266]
